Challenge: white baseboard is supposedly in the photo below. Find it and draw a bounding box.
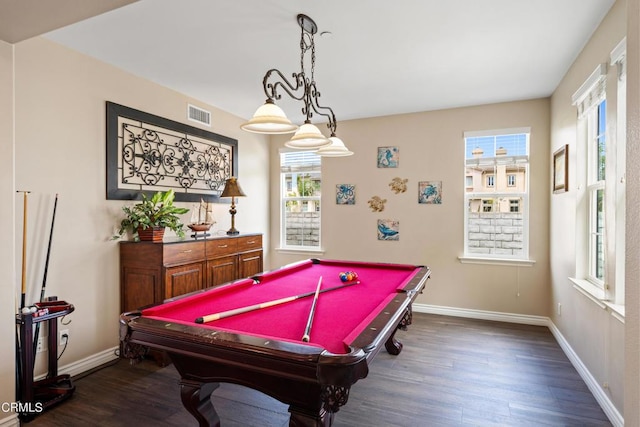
[547,322,624,427]
[413,303,623,427]
[413,303,549,326]
[35,346,119,381]
[0,414,18,427]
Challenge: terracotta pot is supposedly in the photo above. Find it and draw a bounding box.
[137,226,165,242]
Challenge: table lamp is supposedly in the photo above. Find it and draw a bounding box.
[220,177,246,235]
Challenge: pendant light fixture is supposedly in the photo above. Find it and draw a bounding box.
[241,14,353,156]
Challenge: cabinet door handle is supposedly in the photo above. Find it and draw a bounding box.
[218,244,228,248]
[182,250,192,253]
[247,241,255,244]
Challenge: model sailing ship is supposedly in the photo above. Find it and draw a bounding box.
[188,199,215,237]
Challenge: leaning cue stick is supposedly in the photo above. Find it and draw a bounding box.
[17,191,30,310]
[16,190,30,402]
[195,280,359,324]
[301,276,322,342]
[32,193,59,358]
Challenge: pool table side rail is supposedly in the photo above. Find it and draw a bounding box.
[119,313,371,391]
[121,311,323,359]
[347,266,430,355]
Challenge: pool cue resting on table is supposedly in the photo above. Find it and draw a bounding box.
[302,277,322,342]
[195,278,358,324]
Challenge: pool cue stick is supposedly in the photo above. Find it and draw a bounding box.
[17,191,30,310]
[32,193,59,357]
[15,295,23,401]
[302,276,322,342]
[195,280,359,324]
[16,191,30,397]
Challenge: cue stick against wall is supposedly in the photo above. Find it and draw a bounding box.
[16,190,30,402]
[32,193,59,358]
[17,191,30,310]
[195,280,359,324]
[302,276,322,342]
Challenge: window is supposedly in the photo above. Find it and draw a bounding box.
[464,128,530,259]
[280,151,321,249]
[570,41,626,306]
[587,100,606,285]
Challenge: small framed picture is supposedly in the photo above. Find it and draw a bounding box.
[418,181,442,204]
[553,145,568,193]
[377,146,399,168]
[377,219,399,241]
[336,184,355,205]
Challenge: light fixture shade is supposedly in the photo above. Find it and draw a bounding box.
[315,135,354,157]
[220,177,246,197]
[240,101,298,134]
[284,122,332,149]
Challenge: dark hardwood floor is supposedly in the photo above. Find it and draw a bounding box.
[27,313,612,426]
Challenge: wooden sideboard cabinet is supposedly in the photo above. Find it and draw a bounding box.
[120,233,263,312]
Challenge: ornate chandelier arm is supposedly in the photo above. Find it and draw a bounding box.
[307,82,338,134]
[262,69,306,103]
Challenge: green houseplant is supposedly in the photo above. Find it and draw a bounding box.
[115,189,189,241]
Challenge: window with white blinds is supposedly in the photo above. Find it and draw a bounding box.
[280,151,322,249]
[463,128,530,260]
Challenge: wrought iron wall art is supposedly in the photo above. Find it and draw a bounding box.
[106,102,238,202]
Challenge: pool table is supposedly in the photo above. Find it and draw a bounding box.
[120,258,430,426]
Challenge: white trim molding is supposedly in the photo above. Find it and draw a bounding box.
[0,414,19,427]
[414,303,548,325]
[547,322,624,427]
[35,346,118,381]
[458,256,536,267]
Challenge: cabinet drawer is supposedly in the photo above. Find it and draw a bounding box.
[163,242,205,266]
[206,238,238,257]
[237,235,262,252]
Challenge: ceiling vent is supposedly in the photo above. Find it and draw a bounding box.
[187,104,211,126]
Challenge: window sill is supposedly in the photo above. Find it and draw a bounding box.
[604,302,625,323]
[458,256,536,267]
[569,277,625,322]
[569,277,606,308]
[276,247,325,256]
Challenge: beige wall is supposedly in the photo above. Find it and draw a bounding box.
[549,0,626,417]
[0,3,636,426]
[625,0,640,424]
[0,41,17,424]
[270,98,551,316]
[4,36,269,397]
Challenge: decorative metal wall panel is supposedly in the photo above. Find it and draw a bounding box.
[106,102,238,202]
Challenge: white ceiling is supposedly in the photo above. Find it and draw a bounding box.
[18,0,618,123]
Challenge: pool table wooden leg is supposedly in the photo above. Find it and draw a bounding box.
[180,380,221,427]
[288,406,332,427]
[385,306,413,355]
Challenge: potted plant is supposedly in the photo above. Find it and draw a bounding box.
[114,189,190,242]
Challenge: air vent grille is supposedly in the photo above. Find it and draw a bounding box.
[188,104,211,126]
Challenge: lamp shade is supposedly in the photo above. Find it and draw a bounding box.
[284,122,332,149]
[240,100,298,134]
[221,177,246,198]
[315,135,353,157]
